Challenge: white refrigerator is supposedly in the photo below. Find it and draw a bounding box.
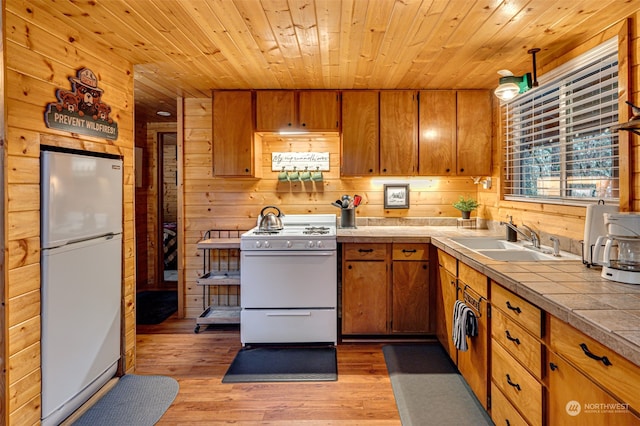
[40,148,123,426]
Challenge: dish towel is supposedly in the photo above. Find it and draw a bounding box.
[452,300,478,352]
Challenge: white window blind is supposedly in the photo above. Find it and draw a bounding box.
[503,38,619,205]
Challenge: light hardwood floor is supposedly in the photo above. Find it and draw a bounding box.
[136,318,403,424]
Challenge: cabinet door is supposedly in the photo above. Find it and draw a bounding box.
[457,90,491,176]
[392,261,429,333]
[457,265,489,409]
[341,91,379,176]
[380,91,418,175]
[212,91,254,176]
[298,91,340,131]
[342,260,388,334]
[548,351,640,425]
[256,90,296,131]
[419,90,456,175]
[436,263,458,359]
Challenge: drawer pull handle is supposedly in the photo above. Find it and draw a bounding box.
[402,249,417,253]
[505,301,522,314]
[549,362,558,371]
[505,374,521,391]
[579,343,612,366]
[505,330,520,345]
[358,248,374,253]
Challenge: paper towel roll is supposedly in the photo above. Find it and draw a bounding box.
[584,203,618,264]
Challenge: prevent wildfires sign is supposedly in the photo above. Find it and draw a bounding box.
[44,68,118,140]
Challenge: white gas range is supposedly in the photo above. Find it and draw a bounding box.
[240,214,337,346]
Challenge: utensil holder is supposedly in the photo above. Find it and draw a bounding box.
[340,208,356,228]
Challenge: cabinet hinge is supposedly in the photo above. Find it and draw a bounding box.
[487,395,491,409]
[487,304,491,319]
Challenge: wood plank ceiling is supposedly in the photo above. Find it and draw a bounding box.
[37,0,639,122]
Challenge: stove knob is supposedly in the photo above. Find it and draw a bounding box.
[286,241,292,248]
[308,240,315,248]
[255,241,261,248]
[317,241,324,248]
[264,241,271,248]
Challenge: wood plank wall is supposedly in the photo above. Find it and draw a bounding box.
[181,98,477,318]
[3,2,135,423]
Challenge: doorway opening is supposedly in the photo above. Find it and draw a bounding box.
[159,132,178,288]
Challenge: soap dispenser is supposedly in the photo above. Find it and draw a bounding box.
[506,216,517,242]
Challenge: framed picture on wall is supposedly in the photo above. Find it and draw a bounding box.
[384,184,410,209]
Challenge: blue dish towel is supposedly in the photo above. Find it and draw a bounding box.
[452,300,478,352]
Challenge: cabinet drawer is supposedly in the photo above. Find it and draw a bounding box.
[490,383,529,426]
[492,307,543,379]
[549,316,640,412]
[458,263,487,298]
[437,249,456,274]
[392,243,428,261]
[491,282,542,338]
[492,339,543,426]
[343,243,387,260]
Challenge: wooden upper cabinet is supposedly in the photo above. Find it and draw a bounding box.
[341,91,379,176]
[212,91,255,177]
[298,91,340,131]
[457,90,492,176]
[419,90,457,175]
[255,91,296,131]
[380,91,418,175]
[255,90,340,132]
[418,90,492,176]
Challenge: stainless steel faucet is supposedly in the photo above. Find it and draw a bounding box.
[499,221,541,249]
[520,224,540,249]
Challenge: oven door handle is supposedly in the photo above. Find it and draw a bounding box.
[242,251,335,257]
[265,312,312,317]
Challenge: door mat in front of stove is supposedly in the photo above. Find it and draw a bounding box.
[222,346,337,383]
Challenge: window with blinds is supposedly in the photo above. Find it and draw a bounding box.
[502,38,619,205]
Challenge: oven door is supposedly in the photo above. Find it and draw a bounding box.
[241,250,337,308]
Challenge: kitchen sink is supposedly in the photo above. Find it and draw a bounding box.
[450,237,580,262]
[450,238,521,250]
[475,249,558,262]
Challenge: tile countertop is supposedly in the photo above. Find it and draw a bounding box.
[337,225,640,367]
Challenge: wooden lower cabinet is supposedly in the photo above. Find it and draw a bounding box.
[436,257,458,358]
[547,351,640,425]
[435,249,488,408]
[342,243,430,335]
[433,262,640,426]
[490,281,544,426]
[391,243,430,333]
[457,263,489,409]
[342,244,388,334]
[549,316,640,413]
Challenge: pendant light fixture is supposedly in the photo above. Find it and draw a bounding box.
[494,48,540,101]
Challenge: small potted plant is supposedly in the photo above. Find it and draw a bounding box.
[453,196,478,219]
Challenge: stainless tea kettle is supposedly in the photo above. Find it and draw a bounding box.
[258,206,284,231]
